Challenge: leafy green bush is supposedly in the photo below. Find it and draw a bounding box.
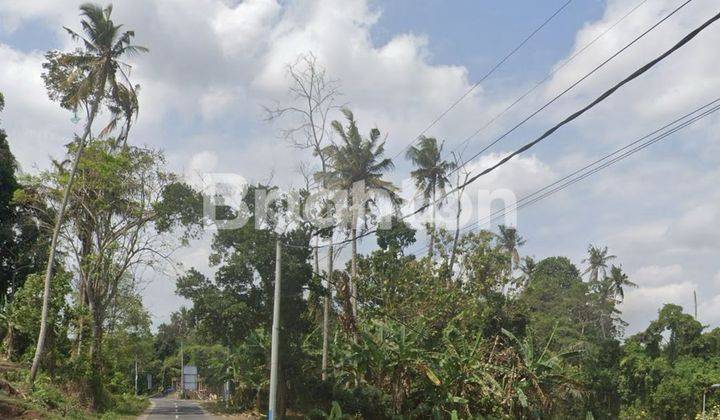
[106,393,149,415]
[29,376,69,410]
[331,384,394,419]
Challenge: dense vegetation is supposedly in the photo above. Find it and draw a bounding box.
[0,2,718,419]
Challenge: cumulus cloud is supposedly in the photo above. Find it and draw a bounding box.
[632,264,684,287]
[541,0,720,143]
[668,202,720,251]
[0,45,70,172]
[621,280,696,335]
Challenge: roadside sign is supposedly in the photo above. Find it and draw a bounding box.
[183,365,198,391]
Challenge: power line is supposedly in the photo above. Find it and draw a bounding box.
[403,96,720,257]
[448,0,694,177]
[305,0,649,263]
[390,0,575,160]
[305,96,720,340]
[302,7,720,251]
[452,0,651,158]
[435,7,720,214]
[308,98,720,339]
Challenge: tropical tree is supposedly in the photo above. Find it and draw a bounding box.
[322,108,400,322]
[406,136,456,263]
[0,92,17,298]
[582,245,616,283]
[265,53,340,379]
[520,256,537,288]
[30,2,147,384]
[448,153,470,273]
[605,265,636,302]
[27,139,193,406]
[496,225,526,277]
[101,82,139,148]
[499,327,582,417]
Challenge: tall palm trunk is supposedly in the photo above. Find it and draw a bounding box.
[322,245,333,380]
[427,188,436,265]
[29,103,98,384]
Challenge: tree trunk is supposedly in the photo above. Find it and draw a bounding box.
[29,104,98,384]
[449,193,462,276]
[350,227,358,321]
[449,172,469,279]
[75,281,89,357]
[4,321,15,359]
[427,188,436,266]
[313,242,321,324]
[75,229,92,357]
[88,299,105,410]
[321,245,333,380]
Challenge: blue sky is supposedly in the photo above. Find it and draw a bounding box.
[1,0,719,334]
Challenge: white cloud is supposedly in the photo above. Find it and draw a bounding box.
[668,202,720,251]
[213,0,281,57]
[0,0,75,33]
[0,44,70,172]
[541,0,720,144]
[621,280,696,335]
[632,264,684,287]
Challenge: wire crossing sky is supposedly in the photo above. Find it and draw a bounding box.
[302,6,720,251]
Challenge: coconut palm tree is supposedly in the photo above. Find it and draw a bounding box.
[497,225,526,275]
[29,2,147,384]
[519,256,536,288]
[582,245,616,284]
[321,108,400,321]
[606,264,636,302]
[406,136,455,263]
[101,82,140,148]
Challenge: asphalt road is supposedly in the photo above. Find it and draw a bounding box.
[141,397,214,419]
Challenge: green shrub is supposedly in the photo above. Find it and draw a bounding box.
[331,384,394,419]
[107,393,149,415]
[30,376,69,410]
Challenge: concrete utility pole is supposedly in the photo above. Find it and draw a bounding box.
[180,342,184,399]
[268,238,282,420]
[322,245,332,380]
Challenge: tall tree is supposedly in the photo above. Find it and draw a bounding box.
[322,108,400,322]
[605,265,636,302]
[264,53,340,379]
[30,2,147,384]
[0,94,53,359]
[28,139,197,407]
[448,153,470,274]
[582,245,616,284]
[519,256,536,288]
[406,136,455,263]
[0,92,18,299]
